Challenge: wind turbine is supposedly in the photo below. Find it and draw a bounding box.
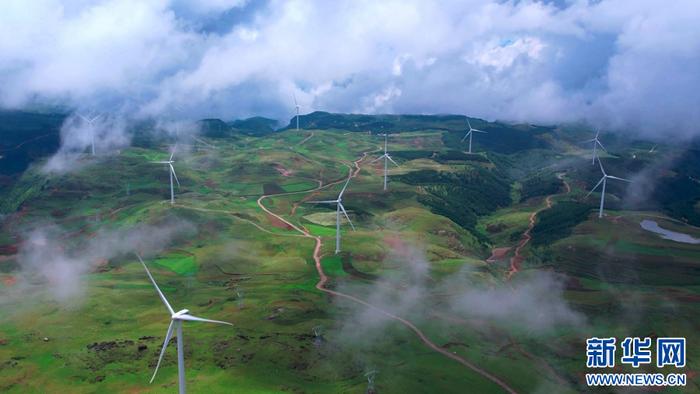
[461,119,486,154]
[587,157,632,218]
[293,93,300,131]
[78,113,102,156]
[307,177,355,254]
[371,134,399,190]
[137,254,233,394]
[152,147,180,204]
[365,370,378,393]
[583,130,607,165]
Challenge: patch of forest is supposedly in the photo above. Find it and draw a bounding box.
[400,167,511,242]
[530,201,591,247]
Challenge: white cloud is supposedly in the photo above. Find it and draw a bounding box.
[0,0,698,138]
[470,37,546,71]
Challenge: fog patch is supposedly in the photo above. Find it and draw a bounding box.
[336,241,430,344]
[442,270,586,334]
[43,114,131,174]
[336,240,585,345]
[5,219,195,305]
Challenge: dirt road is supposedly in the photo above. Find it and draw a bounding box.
[257,152,517,394]
[506,173,570,280]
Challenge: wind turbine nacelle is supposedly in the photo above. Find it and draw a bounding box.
[173,309,190,318]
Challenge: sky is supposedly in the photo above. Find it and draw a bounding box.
[1,0,699,137]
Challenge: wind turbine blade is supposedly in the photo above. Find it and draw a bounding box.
[170,164,181,188]
[293,92,298,106]
[150,320,175,383]
[461,131,471,142]
[371,155,386,163]
[151,161,171,164]
[586,177,605,198]
[194,136,215,149]
[338,203,356,231]
[467,119,472,130]
[607,175,632,182]
[169,146,176,161]
[178,314,233,326]
[474,129,487,133]
[339,177,351,198]
[596,140,607,152]
[136,253,175,315]
[90,114,102,123]
[597,157,606,175]
[306,200,338,204]
[387,156,399,166]
[595,130,600,138]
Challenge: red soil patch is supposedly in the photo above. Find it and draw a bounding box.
[411,137,426,149]
[486,247,511,263]
[3,276,17,287]
[383,235,414,258]
[204,179,219,188]
[93,258,110,272]
[274,165,293,177]
[0,244,18,255]
[268,214,293,230]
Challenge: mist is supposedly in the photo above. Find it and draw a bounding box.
[3,219,195,305]
[335,239,585,347]
[42,113,131,173]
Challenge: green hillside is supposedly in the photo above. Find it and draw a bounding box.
[1,114,699,393]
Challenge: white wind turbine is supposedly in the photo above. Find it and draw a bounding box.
[78,113,102,156]
[137,254,233,394]
[587,157,632,218]
[307,177,355,254]
[365,370,378,392]
[152,147,180,204]
[293,93,300,131]
[462,119,487,154]
[583,130,607,165]
[371,134,399,190]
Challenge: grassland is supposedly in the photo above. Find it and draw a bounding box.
[1,119,699,393]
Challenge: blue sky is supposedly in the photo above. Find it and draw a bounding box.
[0,0,699,138]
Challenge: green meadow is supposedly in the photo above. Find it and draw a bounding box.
[1,116,699,393]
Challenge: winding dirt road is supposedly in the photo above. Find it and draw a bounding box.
[257,152,518,394]
[297,131,314,146]
[506,173,571,280]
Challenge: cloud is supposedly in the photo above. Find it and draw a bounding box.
[42,113,131,173]
[4,219,195,305]
[443,270,586,333]
[336,240,584,346]
[0,0,698,138]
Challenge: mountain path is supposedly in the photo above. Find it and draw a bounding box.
[257,151,518,394]
[506,173,570,279]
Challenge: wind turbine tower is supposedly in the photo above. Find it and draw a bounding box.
[587,157,632,218]
[78,113,102,156]
[152,147,180,204]
[293,93,300,131]
[584,130,607,165]
[462,119,487,154]
[365,370,378,394]
[307,178,355,254]
[137,254,233,394]
[371,134,399,190]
